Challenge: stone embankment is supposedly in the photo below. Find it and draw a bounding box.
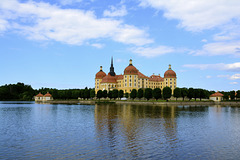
[40,100,240,106]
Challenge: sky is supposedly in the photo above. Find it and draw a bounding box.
[0,0,240,91]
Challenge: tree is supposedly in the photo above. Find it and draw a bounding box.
[230,90,236,100]
[97,90,103,100]
[236,90,240,99]
[130,89,137,100]
[188,88,194,101]
[84,88,90,100]
[118,90,124,99]
[137,88,143,99]
[163,87,172,101]
[108,91,113,100]
[112,89,118,100]
[103,90,108,99]
[181,88,188,101]
[193,89,200,101]
[153,88,161,100]
[144,88,152,100]
[199,89,206,101]
[125,93,129,98]
[173,87,181,101]
[90,89,95,99]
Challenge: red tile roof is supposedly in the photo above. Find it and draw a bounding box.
[124,65,139,75]
[101,73,117,83]
[116,74,123,80]
[95,71,106,79]
[210,92,224,97]
[138,72,149,79]
[149,74,164,82]
[44,92,52,97]
[36,93,44,97]
[164,69,176,78]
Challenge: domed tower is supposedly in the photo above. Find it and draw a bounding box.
[123,59,139,93]
[95,66,106,93]
[164,64,177,92]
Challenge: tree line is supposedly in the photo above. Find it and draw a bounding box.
[0,82,94,101]
[0,82,239,101]
[96,87,240,101]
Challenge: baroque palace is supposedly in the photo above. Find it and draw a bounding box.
[95,58,177,94]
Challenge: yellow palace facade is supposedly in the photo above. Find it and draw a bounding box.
[95,58,177,94]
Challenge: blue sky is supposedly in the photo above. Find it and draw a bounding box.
[0,0,240,91]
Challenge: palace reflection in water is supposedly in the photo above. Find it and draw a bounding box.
[94,104,210,159]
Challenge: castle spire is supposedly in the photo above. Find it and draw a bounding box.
[109,57,116,76]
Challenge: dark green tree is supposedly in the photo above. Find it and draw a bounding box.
[144,88,152,100]
[90,89,95,99]
[137,88,144,99]
[163,87,172,101]
[193,89,200,101]
[188,88,194,101]
[97,90,103,100]
[230,90,236,100]
[103,90,108,99]
[173,87,181,101]
[181,88,188,101]
[130,89,137,100]
[125,93,129,98]
[112,89,118,100]
[84,88,90,100]
[236,90,240,99]
[108,91,113,100]
[118,90,124,99]
[153,88,161,100]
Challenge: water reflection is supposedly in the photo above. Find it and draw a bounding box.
[1,103,240,159]
[94,104,210,159]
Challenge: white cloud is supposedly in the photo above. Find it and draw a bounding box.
[91,43,104,49]
[0,19,8,33]
[193,41,240,56]
[217,75,230,78]
[103,5,127,17]
[230,82,238,85]
[130,46,175,57]
[183,62,240,72]
[139,0,240,32]
[230,74,240,80]
[59,0,83,5]
[201,39,207,43]
[206,75,212,79]
[0,1,152,46]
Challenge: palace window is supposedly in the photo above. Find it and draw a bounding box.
[170,79,172,81]
[166,82,168,84]
[170,86,172,88]
[130,83,132,87]
[134,83,136,87]
[170,82,172,84]
[125,83,127,87]
[125,76,127,78]
[125,79,127,82]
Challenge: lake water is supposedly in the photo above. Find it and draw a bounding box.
[0,101,240,159]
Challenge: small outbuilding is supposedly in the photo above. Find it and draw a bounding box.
[35,92,53,101]
[209,92,224,102]
[43,92,53,101]
[35,93,44,101]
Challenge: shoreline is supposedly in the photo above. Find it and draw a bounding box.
[36,100,240,106]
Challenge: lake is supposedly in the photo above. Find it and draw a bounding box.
[0,101,240,159]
